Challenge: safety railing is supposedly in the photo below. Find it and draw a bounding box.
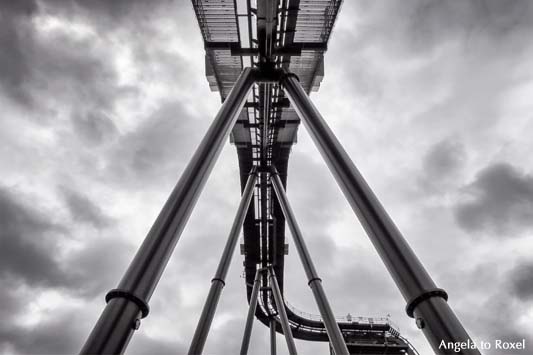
[285,301,401,333]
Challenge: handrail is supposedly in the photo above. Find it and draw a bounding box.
[285,301,401,333]
[396,333,421,355]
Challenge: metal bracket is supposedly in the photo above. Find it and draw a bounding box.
[105,289,150,318]
[405,288,448,318]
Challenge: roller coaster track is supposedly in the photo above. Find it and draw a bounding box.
[80,1,480,354]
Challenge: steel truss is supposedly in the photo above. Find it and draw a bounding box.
[81,67,480,355]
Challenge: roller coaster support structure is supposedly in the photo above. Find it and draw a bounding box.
[279,70,480,355]
[270,168,350,355]
[80,68,256,355]
[189,167,258,354]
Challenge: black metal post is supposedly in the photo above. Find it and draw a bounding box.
[188,168,258,354]
[240,268,263,355]
[268,267,297,355]
[280,71,480,355]
[270,169,349,355]
[80,68,257,355]
[269,319,277,355]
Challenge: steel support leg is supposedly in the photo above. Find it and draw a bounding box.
[239,268,263,355]
[280,71,480,355]
[270,169,349,355]
[80,68,256,355]
[268,267,297,355]
[269,319,277,355]
[188,168,258,354]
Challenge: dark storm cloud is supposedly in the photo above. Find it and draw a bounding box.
[454,163,533,235]
[60,186,113,228]
[0,187,68,287]
[509,261,533,301]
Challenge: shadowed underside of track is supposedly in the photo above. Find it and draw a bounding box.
[192,1,412,353]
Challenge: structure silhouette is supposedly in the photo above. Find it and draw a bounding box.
[81,1,480,354]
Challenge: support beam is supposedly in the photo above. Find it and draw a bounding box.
[188,168,259,354]
[80,68,257,355]
[240,268,263,355]
[270,168,349,355]
[268,267,297,355]
[280,71,480,355]
[270,319,277,355]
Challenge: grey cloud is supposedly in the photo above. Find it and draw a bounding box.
[60,186,113,228]
[127,334,186,355]
[0,0,37,15]
[468,293,533,355]
[454,163,533,236]
[0,279,27,325]
[424,139,465,178]
[43,0,171,27]
[0,6,36,107]
[419,139,466,192]
[342,0,533,55]
[71,110,119,144]
[0,183,132,297]
[0,0,135,121]
[67,237,135,298]
[510,262,533,301]
[404,0,533,53]
[0,187,68,287]
[0,307,89,355]
[108,101,200,186]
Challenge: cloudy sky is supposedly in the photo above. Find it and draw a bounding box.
[1,0,533,354]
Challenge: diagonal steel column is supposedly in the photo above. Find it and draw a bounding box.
[280,70,480,355]
[80,68,257,355]
[188,168,258,355]
[239,268,263,355]
[268,267,297,355]
[270,168,350,355]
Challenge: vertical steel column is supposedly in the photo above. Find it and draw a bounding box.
[270,169,349,355]
[269,319,277,355]
[240,268,263,355]
[268,267,297,355]
[280,71,480,355]
[188,168,258,354]
[81,68,257,355]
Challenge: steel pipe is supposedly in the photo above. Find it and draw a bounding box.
[280,71,480,355]
[188,168,258,354]
[268,267,297,355]
[81,67,257,355]
[269,319,277,355]
[270,168,349,355]
[240,268,263,355]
